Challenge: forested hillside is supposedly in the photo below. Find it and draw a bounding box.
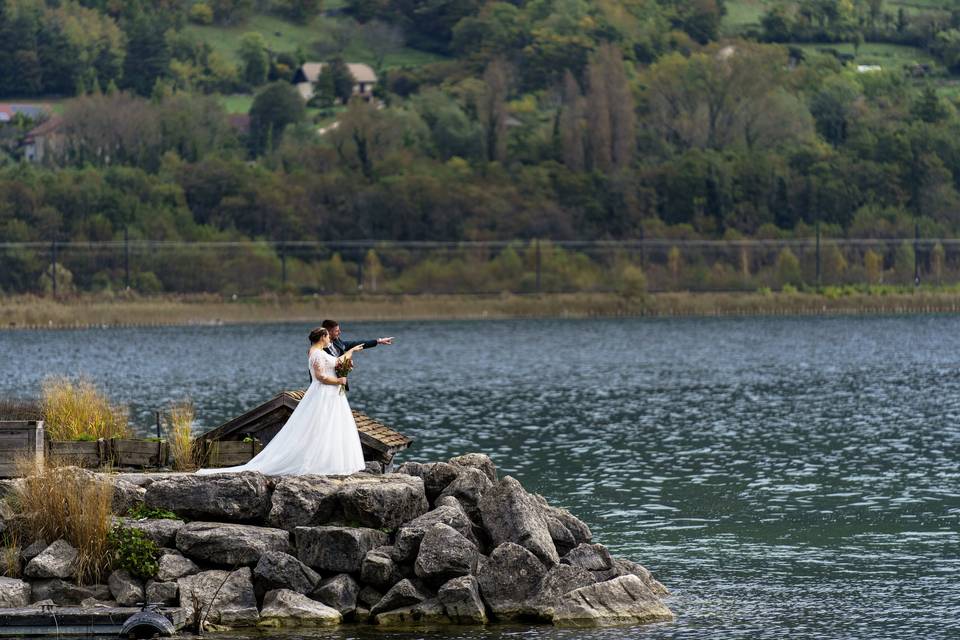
[3,0,960,294]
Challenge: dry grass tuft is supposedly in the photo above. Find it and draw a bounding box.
[0,531,21,578]
[0,398,41,421]
[40,377,130,441]
[167,401,202,471]
[11,456,114,583]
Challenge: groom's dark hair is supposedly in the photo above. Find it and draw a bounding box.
[321,319,338,330]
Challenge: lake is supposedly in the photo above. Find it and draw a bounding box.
[1,316,958,639]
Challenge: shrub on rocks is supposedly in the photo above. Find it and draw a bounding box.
[115,517,183,548]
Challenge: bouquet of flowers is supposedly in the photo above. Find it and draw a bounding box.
[334,358,354,394]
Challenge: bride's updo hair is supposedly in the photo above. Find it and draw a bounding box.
[308,327,329,344]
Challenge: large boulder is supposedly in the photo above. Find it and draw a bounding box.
[108,570,144,606]
[24,539,77,579]
[145,472,271,523]
[337,475,429,530]
[561,543,613,573]
[476,542,546,620]
[176,522,290,567]
[0,577,30,608]
[116,517,184,548]
[266,476,340,531]
[253,551,321,596]
[258,589,341,627]
[448,454,497,484]
[530,494,591,547]
[395,462,459,502]
[361,546,404,592]
[414,523,479,587]
[438,468,492,519]
[479,476,558,566]
[145,580,179,605]
[295,526,388,574]
[549,575,674,627]
[178,567,259,628]
[312,574,359,615]
[610,558,669,596]
[156,551,200,582]
[374,597,449,625]
[528,564,596,618]
[112,479,146,515]
[20,539,47,564]
[437,575,487,624]
[369,578,431,617]
[29,579,109,605]
[392,505,476,564]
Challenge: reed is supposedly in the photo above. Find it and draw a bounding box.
[40,377,130,441]
[0,531,21,578]
[167,401,201,471]
[11,457,114,583]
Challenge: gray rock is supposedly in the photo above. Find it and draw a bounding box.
[178,567,259,628]
[392,505,476,564]
[374,597,450,625]
[543,514,578,557]
[176,521,290,566]
[156,551,200,582]
[312,573,359,615]
[476,542,546,619]
[364,461,384,474]
[338,474,429,530]
[0,577,30,608]
[80,596,117,607]
[561,543,613,572]
[414,523,479,587]
[361,546,403,591]
[266,476,340,531]
[479,476,558,566]
[258,589,341,627]
[30,580,110,605]
[448,453,497,484]
[438,468,492,516]
[145,472,271,523]
[357,585,382,609]
[20,539,47,564]
[396,462,459,502]
[437,575,487,624]
[108,569,144,607]
[295,526,388,573]
[145,579,179,605]
[24,539,77,579]
[112,479,146,515]
[433,495,463,510]
[528,564,596,617]
[369,578,430,616]
[530,494,592,547]
[253,551,321,595]
[0,479,24,499]
[611,558,669,596]
[550,575,674,627]
[117,517,184,548]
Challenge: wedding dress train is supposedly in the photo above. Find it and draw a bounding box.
[197,349,365,476]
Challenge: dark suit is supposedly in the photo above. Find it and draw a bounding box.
[324,337,378,391]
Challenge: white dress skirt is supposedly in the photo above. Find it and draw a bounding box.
[197,349,365,476]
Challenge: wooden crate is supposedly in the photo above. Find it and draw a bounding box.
[0,421,44,478]
[47,439,108,468]
[203,440,263,468]
[111,438,167,468]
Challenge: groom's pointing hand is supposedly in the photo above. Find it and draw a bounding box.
[377,337,394,345]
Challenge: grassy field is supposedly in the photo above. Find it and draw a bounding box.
[5,291,960,329]
[792,41,939,68]
[183,13,444,69]
[722,0,954,36]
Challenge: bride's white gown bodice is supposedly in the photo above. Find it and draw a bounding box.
[197,348,365,476]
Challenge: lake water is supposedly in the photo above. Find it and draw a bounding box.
[1,316,958,639]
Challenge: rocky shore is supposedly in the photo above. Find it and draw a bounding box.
[0,454,673,630]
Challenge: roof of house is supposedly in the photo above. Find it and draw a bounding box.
[24,115,62,141]
[0,104,51,122]
[299,62,378,84]
[198,390,413,463]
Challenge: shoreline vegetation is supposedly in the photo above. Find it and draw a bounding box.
[4,289,960,329]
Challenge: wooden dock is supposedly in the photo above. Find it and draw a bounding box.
[0,606,185,636]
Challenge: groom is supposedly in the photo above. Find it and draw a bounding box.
[320,319,394,357]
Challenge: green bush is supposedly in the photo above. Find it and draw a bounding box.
[108,525,160,580]
[127,504,180,520]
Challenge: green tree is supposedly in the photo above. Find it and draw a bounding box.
[248,81,306,156]
[122,11,170,96]
[239,32,269,87]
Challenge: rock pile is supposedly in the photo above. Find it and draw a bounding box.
[0,454,672,629]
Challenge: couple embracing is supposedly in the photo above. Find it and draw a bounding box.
[197,320,393,476]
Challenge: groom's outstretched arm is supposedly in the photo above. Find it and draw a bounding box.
[342,339,379,351]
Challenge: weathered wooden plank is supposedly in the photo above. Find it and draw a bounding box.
[111,439,166,468]
[0,421,44,477]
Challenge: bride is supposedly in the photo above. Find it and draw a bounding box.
[197,327,366,476]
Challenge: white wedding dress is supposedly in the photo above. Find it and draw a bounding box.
[197,349,365,476]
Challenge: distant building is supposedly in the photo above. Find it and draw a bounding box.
[23,116,63,163]
[292,62,378,102]
[0,103,50,123]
